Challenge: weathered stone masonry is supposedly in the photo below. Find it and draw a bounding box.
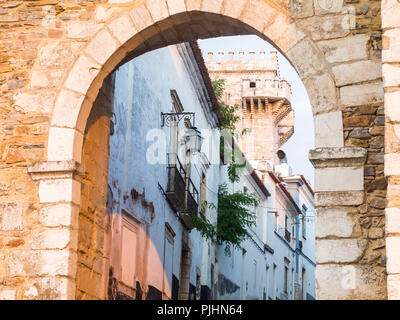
[0,0,398,299]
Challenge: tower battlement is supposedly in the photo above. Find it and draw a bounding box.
[206,49,279,73]
[205,48,295,168]
[205,49,292,102]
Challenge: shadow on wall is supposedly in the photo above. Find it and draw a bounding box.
[76,74,173,300]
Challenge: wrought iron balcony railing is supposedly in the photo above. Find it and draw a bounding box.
[165,156,199,229]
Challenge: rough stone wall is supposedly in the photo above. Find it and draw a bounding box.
[302,0,386,299]
[76,75,113,300]
[339,0,387,298]
[0,0,396,299]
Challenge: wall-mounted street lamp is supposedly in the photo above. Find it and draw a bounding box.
[184,127,203,154]
[161,112,195,128]
[161,112,203,154]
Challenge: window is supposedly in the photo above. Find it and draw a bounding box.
[250,81,256,88]
[302,268,307,300]
[265,265,269,299]
[283,258,290,295]
[272,264,277,300]
[253,260,257,288]
[292,224,295,242]
[241,249,247,299]
[163,223,176,299]
[302,204,307,239]
[195,270,201,300]
[284,266,289,294]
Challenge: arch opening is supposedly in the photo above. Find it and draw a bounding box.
[38,0,386,300]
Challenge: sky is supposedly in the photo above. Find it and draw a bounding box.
[198,35,315,186]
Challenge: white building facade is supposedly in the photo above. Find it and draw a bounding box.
[94,42,315,300]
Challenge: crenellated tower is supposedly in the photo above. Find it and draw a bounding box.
[205,49,294,170]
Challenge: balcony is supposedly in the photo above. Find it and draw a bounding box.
[165,157,199,230]
[284,229,291,243]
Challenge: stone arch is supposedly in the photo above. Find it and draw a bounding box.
[47,1,340,163]
[25,0,386,300]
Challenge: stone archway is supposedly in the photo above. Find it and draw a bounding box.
[0,0,388,299]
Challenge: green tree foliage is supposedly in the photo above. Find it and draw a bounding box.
[212,78,249,183]
[191,79,258,256]
[192,184,259,256]
[212,78,240,135]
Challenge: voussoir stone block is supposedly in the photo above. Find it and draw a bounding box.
[288,37,325,79]
[315,167,364,192]
[315,191,365,206]
[221,0,247,18]
[386,237,400,274]
[39,178,81,205]
[85,29,119,65]
[0,287,16,300]
[0,201,23,231]
[318,34,369,64]
[108,14,137,44]
[297,14,350,41]
[383,63,400,88]
[385,153,400,176]
[51,90,85,129]
[383,28,400,63]
[65,55,101,96]
[316,208,356,238]
[316,264,386,299]
[47,127,77,162]
[388,275,400,300]
[289,0,314,18]
[240,0,275,33]
[129,3,154,31]
[6,250,77,278]
[385,91,400,122]
[340,82,384,106]
[386,208,400,234]
[39,203,79,228]
[304,73,337,115]
[317,239,367,263]
[333,60,381,86]
[146,0,169,22]
[30,229,75,250]
[382,0,400,29]
[201,0,224,14]
[166,0,186,15]
[109,0,133,3]
[314,111,343,148]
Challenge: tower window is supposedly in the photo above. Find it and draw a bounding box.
[250,82,256,88]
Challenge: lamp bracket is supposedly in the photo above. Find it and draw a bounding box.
[161,112,195,128]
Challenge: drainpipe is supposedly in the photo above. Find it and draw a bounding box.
[184,150,191,212]
[294,215,300,300]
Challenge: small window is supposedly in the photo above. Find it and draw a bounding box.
[302,205,307,239]
[253,260,257,288]
[250,82,256,88]
[283,258,290,295]
[284,266,288,294]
